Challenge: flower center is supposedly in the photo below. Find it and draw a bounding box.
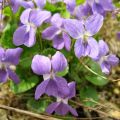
[82,31,91,42]
[26,22,36,32]
[57,97,68,104]
[0,61,15,71]
[95,0,99,3]
[0,62,6,70]
[99,55,108,64]
[43,70,55,80]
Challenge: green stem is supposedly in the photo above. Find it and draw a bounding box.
[37,28,43,51]
[39,32,43,50]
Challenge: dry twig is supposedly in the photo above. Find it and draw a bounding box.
[0,104,61,120]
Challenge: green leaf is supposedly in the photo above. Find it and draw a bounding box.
[61,10,70,18]
[76,0,85,5]
[115,2,120,8]
[80,86,99,107]
[0,23,17,48]
[20,58,32,69]
[86,75,109,86]
[27,98,50,113]
[19,43,40,68]
[85,61,108,86]
[56,67,69,77]
[69,71,84,83]
[10,76,39,94]
[45,2,65,13]
[3,7,12,16]
[88,61,104,75]
[41,48,56,56]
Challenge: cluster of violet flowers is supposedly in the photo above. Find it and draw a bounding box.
[0,0,119,116]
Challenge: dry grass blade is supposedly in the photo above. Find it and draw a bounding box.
[0,104,61,120]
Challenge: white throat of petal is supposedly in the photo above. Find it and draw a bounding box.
[43,74,51,80]
[0,62,2,69]
[0,61,16,71]
[0,61,6,70]
[84,31,91,37]
[99,56,108,65]
[43,70,55,81]
[26,22,36,32]
[82,31,91,42]
[57,97,68,104]
[9,65,16,71]
[95,0,99,3]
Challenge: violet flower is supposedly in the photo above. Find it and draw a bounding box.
[64,13,103,59]
[42,13,71,51]
[10,0,34,13]
[73,2,93,20]
[10,0,49,12]
[94,40,119,74]
[46,82,78,116]
[0,47,23,83]
[86,0,115,16]
[13,8,51,47]
[31,51,70,99]
[64,0,76,13]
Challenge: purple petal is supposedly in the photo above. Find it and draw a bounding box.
[10,0,20,13]
[87,37,99,59]
[4,47,23,65]
[75,3,92,20]
[30,10,51,27]
[92,3,105,16]
[31,55,51,75]
[62,32,71,51]
[99,0,115,11]
[68,82,76,98]
[55,102,69,115]
[54,77,70,98]
[86,0,94,6]
[20,1,34,9]
[42,26,60,40]
[24,27,36,47]
[85,13,104,36]
[107,54,119,66]
[0,47,5,60]
[51,51,67,72]
[64,0,76,13]
[35,79,49,100]
[98,40,109,56]
[67,104,78,116]
[20,8,31,24]
[64,19,84,39]
[0,69,8,83]
[46,102,60,114]
[51,13,63,27]
[34,0,46,9]
[74,38,84,58]
[13,25,28,46]
[45,79,58,96]
[8,68,20,84]
[100,62,111,74]
[53,35,64,50]
[84,42,91,56]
